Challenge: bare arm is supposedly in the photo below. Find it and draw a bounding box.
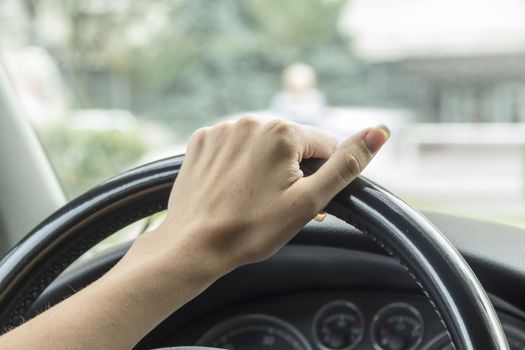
[0,117,389,349]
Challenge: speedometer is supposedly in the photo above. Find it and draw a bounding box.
[197,314,312,350]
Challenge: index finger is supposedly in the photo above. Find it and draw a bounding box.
[295,124,339,161]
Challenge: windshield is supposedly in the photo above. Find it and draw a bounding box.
[2,0,525,229]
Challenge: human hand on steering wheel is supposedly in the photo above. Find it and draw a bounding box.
[127,117,389,275]
[0,117,389,350]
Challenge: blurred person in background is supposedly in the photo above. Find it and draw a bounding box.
[271,63,327,126]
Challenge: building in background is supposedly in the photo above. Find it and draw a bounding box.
[341,0,525,123]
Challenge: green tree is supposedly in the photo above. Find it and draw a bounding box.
[37,126,148,198]
[127,0,361,133]
[37,0,359,134]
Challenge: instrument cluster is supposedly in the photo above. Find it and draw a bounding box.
[197,301,427,350]
[190,293,525,350]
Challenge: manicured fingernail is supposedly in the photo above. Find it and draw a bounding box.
[363,124,390,153]
[313,211,327,222]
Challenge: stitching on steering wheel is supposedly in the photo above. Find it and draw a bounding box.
[1,203,165,332]
[336,212,455,349]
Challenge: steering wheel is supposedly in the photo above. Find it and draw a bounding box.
[0,155,509,350]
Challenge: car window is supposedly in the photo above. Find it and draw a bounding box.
[1,0,525,235]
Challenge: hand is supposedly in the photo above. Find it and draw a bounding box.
[0,117,389,350]
[135,116,390,277]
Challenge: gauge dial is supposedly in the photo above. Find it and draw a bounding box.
[371,303,424,350]
[197,314,311,350]
[312,301,365,350]
[423,325,525,350]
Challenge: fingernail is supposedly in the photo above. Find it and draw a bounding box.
[313,211,327,222]
[363,124,390,153]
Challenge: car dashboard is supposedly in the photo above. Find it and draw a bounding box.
[165,291,525,350]
[30,213,525,350]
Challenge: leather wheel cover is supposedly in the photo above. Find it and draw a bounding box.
[0,155,509,349]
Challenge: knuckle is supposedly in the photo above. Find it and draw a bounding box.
[268,119,293,136]
[341,152,362,182]
[237,115,260,128]
[186,128,209,155]
[266,120,298,151]
[268,120,297,144]
[214,121,231,133]
[189,127,208,145]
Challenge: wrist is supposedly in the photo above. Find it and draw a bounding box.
[114,223,230,297]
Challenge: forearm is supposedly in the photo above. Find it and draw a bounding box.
[0,227,223,350]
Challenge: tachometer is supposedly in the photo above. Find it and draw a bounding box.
[371,302,424,350]
[197,314,312,350]
[312,300,365,350]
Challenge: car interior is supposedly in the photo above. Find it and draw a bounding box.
[1,1,525,350]
[23,206,525,350]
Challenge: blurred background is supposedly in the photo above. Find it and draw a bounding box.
[2,0,525,229]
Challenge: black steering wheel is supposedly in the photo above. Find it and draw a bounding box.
[0,155,509,349]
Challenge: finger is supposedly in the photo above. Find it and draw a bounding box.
[295,124,339,160]
[295,124,390,207]
[313,211,327,222]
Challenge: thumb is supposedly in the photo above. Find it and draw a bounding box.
[297,124,390,208]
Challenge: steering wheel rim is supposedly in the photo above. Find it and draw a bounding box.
[0,155,509,349]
